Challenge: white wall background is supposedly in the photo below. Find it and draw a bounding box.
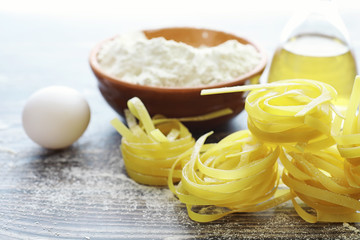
[1,0,359,83]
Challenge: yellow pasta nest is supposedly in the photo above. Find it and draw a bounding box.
[280,147,360,223]
[168,130,293,222]
[111,97,196,185]
[204,79,339,146]
[111,97,232,186]
[245,79,339,145]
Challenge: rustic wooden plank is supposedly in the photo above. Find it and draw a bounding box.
[1,121,359,239]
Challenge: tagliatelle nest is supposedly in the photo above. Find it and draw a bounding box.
[111,97,232,185]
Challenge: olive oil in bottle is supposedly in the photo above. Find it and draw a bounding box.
[268,34,357,105]
[268,0,357,107]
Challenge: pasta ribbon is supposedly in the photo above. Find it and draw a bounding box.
[205,79,338,145]
[335,76,360,188]
[111,97,232,185]
[280,147,360,223]
[168,130,293,222]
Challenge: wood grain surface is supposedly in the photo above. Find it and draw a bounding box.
[1,5,360,239]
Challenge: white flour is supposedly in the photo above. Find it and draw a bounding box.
[97,32,262,87]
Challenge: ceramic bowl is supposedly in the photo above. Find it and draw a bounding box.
[89,27,267,131]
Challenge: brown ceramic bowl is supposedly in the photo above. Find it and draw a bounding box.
[89,27,267,131]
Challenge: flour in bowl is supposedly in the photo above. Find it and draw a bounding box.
[97,31,262,87]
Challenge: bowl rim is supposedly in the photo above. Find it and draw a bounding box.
[89,27,267,93]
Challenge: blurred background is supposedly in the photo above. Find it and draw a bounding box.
[0,0,359,87]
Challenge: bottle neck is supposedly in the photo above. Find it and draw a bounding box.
[280,0,350,45]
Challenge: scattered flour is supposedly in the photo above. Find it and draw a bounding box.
[0,146,17,155]
[343,222,360,234]
[97,31,262,87]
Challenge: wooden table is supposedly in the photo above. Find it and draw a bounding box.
[1,2,360,239]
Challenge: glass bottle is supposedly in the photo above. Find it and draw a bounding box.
[267,0,357,106]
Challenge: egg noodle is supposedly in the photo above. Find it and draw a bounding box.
[111,77,360,223]
[168,130,293,222]
[336,77,360,189]
[195,77,360,223]
[111,97,232,185]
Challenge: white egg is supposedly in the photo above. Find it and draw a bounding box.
[22,86,91,149]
